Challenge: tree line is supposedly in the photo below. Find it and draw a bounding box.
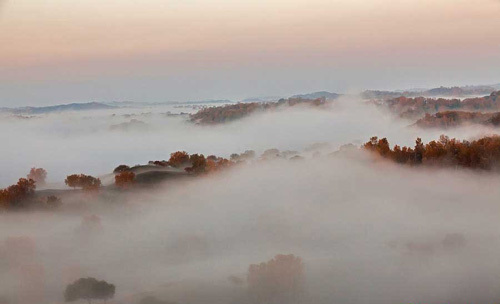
[376,90,500,119]
[415,111,500,128]
[363,135,500,170]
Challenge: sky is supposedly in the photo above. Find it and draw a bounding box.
[1,0,500,106]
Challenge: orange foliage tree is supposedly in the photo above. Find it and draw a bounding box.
[206,157,233,173]
[168,151,190,168]
[185,154,207,174]
[113,165,130,173]
[0,178,36,209]
[185,153,234,174]
[115,171,135,189]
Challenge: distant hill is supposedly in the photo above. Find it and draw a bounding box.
[1,102,115,114]
[290,91,341,100]
[190,97,330,124]
[241,96,282,103]
[174,99,232,105]
[363,85,497,100]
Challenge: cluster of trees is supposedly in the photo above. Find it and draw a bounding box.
[64,277,115,303]
[184,153,234,174]
[0,178,36,209]
[377,91,500,119]
[149,151,234,175]
[0,180,62,210]
[0,168,63,210]
[147,148,304,177]
[168,151,191,167]
[148,151,190,168]
[190,97,328,124]
[247,254,305,303]
[363,135,500,170]
[415,111,500,128]
[65,174,102,191]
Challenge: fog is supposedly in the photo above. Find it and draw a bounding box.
[2,96,500,304]
[1,96,497,187]
[2,156,500,303]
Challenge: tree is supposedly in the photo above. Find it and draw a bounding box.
[414,138,424,164]
[261,149,280,160]
[114,171,135,189]
[185,153,207,174]
[65,174,101,191]
[65,174,80,189]
[27,167,47,186]
[0,178,36,209]
[168,151,190,168]
[230,153,240,161]
[247,254,305,303]
[64,277,115,304]
[46,195,62,209]
[113,165,130,174]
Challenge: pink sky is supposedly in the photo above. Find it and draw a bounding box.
[1,0,500,105]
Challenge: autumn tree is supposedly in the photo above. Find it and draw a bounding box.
[64,277,115,304]
[27,167,47,186]
[113,165,130,174]
[185,153,207,174]
[65,174,101,191]
[168,151,190,168]
[414,138,424,164]
[206,157,233,173]
[114,171,135,189]
[0,178,36,209]
[247,254,305,304]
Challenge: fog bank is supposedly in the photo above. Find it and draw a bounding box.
[1,155,500,303]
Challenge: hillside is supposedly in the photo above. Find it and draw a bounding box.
[190,97,330,124]
[290,91,341,100]
[377,91,500,119]
[363,85,497,100]
[1,102,115,114]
